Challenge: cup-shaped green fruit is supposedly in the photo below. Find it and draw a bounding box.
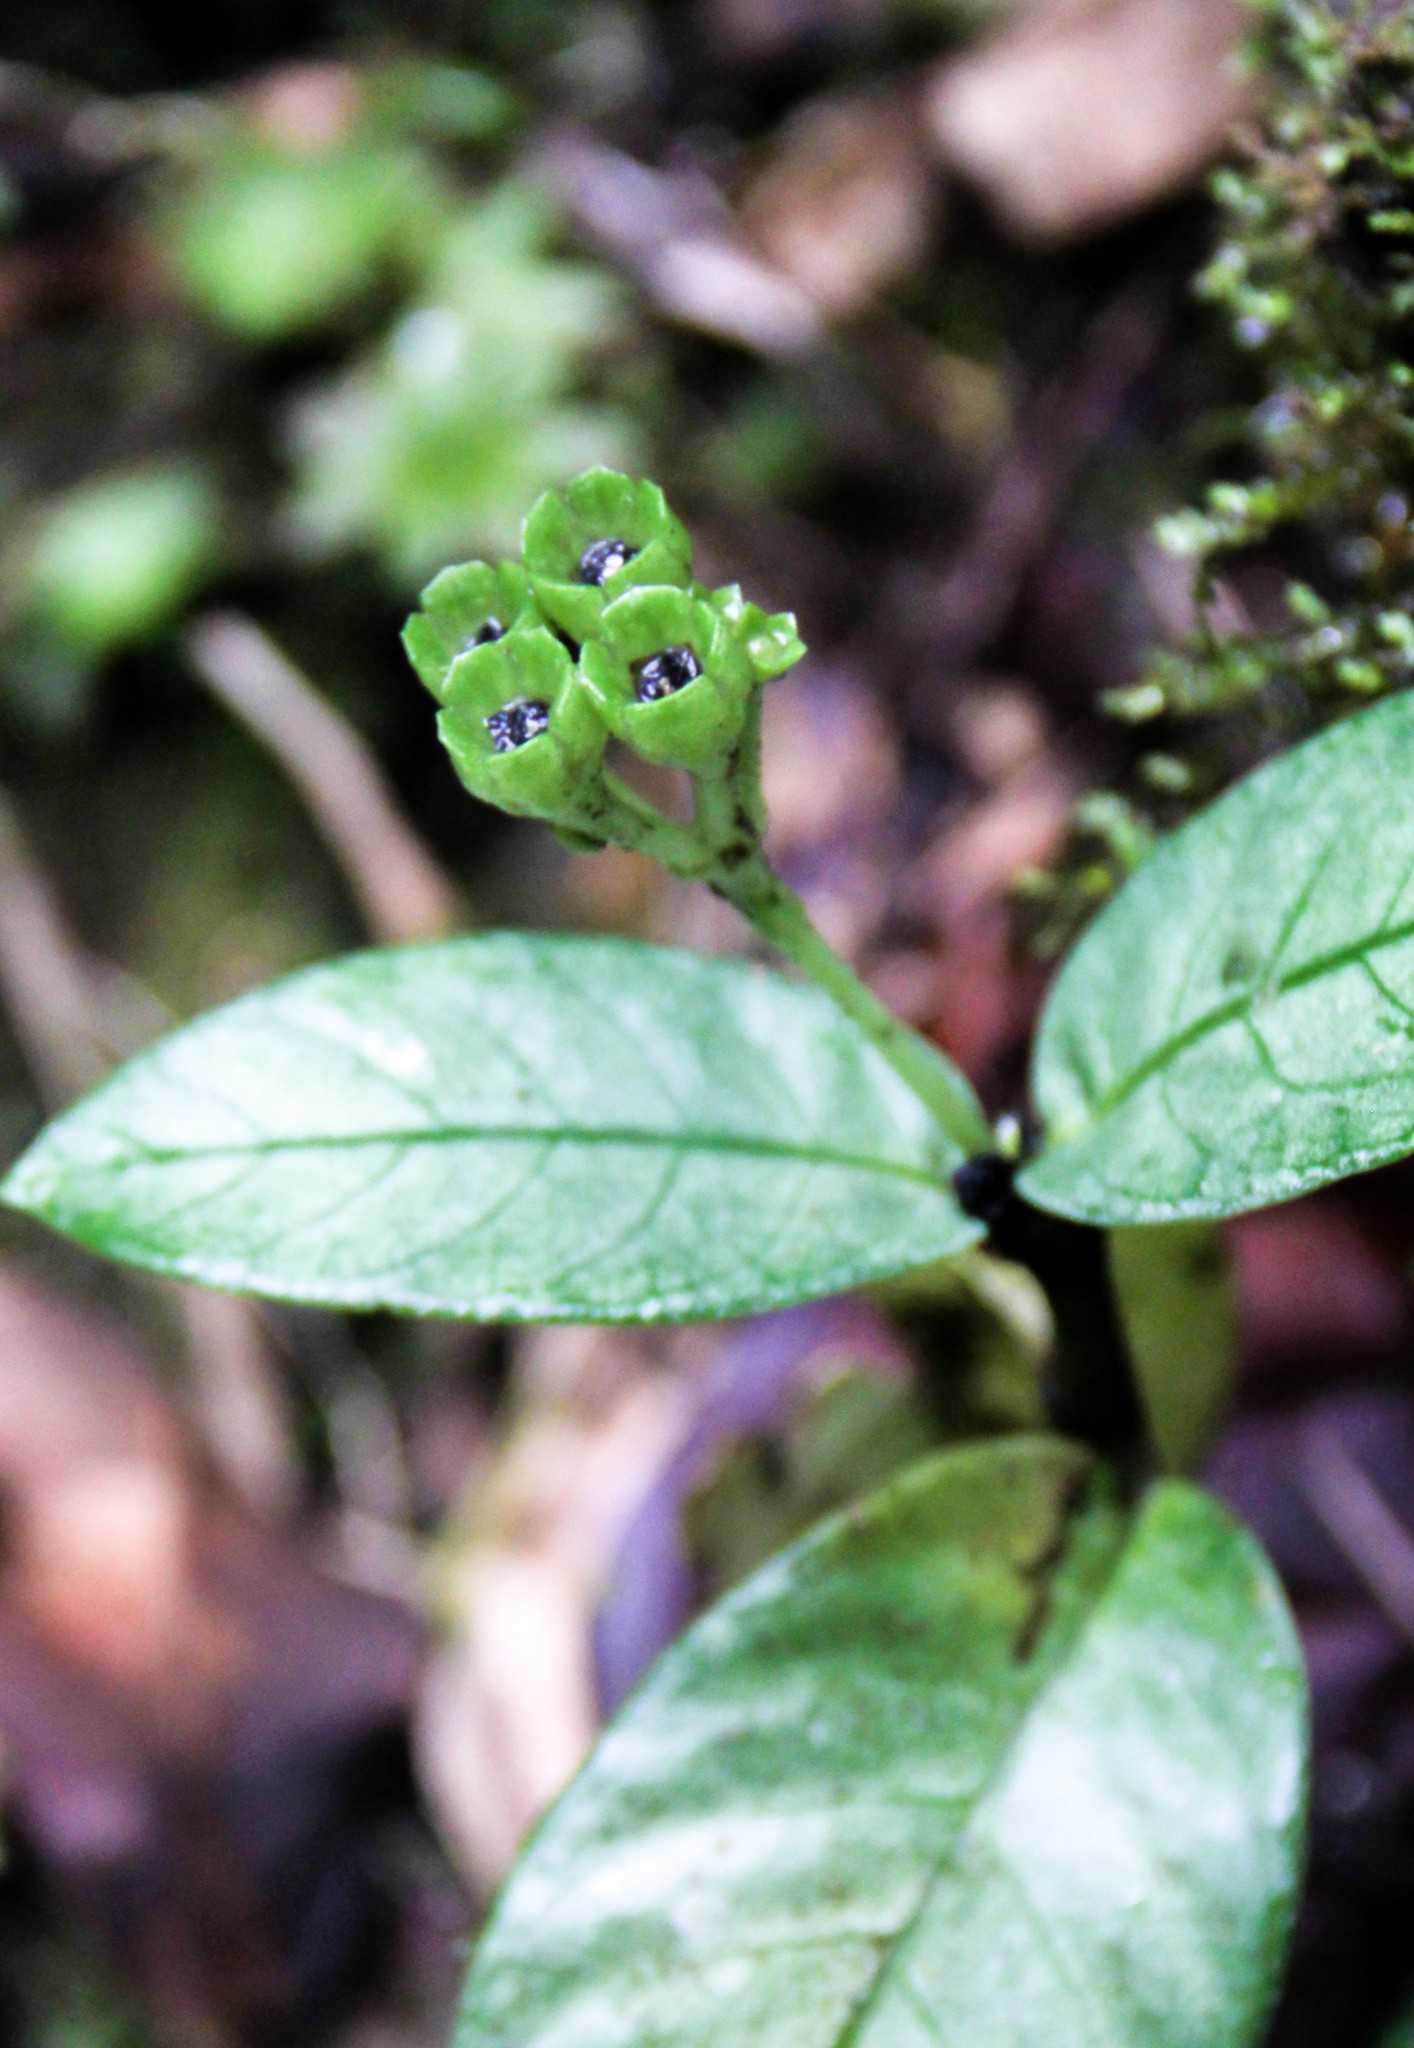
[438,627,606,820]
[522,469,692,642]
[580,585,762,770]
[403,560,541,703]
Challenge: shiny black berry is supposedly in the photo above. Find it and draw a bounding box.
[578,538,635,585]
[484,699,551,752]
[468,616,505,649]
[633,645,702,702]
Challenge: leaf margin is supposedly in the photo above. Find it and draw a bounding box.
[1,931,984,1323]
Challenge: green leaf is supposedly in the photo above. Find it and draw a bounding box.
[1022,690,1414,1222]
[285,190,634,581]
[1,935,980,1320]
[1108,1223,1237,1474]
[455,1436,1307,2048]
[20,463,219,652]
[371,60,520,145]
[164,135,433,340]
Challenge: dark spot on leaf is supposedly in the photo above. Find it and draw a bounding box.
[485,699,551,751]
[1012,1467,1091,1663]
[633,645,701,702]
[1220,942,1259,987]
[578,538,635,585]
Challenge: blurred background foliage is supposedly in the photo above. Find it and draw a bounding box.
[4,2,1414,2047]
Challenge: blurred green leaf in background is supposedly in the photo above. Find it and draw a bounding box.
[14,461,219,653]
[285,183,637,581]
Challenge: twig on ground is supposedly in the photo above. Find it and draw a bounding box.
[534,127,822,358]
[1298,1426,1414,1647]
[0,788,113,1106]
[185,611,461,947]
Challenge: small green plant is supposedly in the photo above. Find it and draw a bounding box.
[19,454,1392,2044]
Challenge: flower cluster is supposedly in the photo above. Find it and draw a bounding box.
[402,469,804,861]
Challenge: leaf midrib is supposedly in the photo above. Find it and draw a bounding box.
[830,1469,1125,2048]
[43,1122,947,1191]
[1072,904,1414,1127]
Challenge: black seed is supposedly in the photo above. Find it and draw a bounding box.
[578,537,635,585]
[633,645,702,702]
[467,616,504,649]
[485,699,551,752]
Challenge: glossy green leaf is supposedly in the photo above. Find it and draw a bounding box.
[456,1436,1306,2048]
[1023,690,1414,1222]
[1,935,980,1320]
[1109,1223,1237,1474]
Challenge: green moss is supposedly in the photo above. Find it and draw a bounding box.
[1031,0,1414,949]
[1143,0,1414,723]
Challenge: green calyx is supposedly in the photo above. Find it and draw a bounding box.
[403,467,804,864]
[521,468,692,641]
[582,586,753,769]
[402,559,540,703]
[581,583,804,771]
[437,627,606,824]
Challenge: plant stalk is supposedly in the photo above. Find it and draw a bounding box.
[711,853,991,1157]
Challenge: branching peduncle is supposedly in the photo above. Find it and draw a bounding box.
[406,465,994,1159]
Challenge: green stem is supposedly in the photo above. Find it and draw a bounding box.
[691,701,765,855]
[711,853,991,1157]
[589,772,712,873]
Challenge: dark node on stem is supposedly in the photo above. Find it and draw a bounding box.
[953,1150,1145,1471]
[952,1152,1018,1235]
[578,538,635,585]
[468,617,504,649]
[484,699,551,752]
[633,645,701,702]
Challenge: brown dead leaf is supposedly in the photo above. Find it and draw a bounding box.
[0,1269,423,2040]
[247,64,361,153]
[1230,1202,1414,1374]
[927,0,1250,242]
[543,130,822,357]
[741,91,933,319]
[415,1326,695,1895]
[761,667,901,853]
[899,699,1073,1081]
[926,754,1074,925]
[709,0,882,64]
